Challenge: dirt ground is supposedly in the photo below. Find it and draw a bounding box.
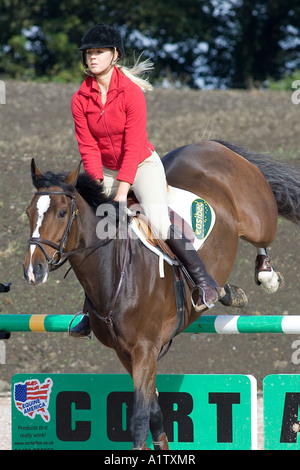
[1,81,300,398]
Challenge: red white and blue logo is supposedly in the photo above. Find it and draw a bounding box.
[13,377,53,422]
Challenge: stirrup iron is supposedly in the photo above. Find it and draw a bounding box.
[191,285,216,311]
[68,311,93,339]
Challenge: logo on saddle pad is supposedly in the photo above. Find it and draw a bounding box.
[191,198,212,240]
[131,187,216,267]
[167,186,215,251]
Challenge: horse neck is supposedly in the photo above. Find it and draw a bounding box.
[76,193,98,248]
[69,192,128,311]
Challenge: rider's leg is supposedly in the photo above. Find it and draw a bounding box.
[69,314,91,338]
[166,224,221,309]
[132,151,221,310]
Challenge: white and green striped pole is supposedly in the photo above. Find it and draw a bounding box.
[184,315,300,334]
[1,314,300,334]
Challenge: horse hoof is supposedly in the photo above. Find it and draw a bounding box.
[277,272,285,289]
[153,433,169,450]
[133,442,151,450]
[219,284,248,308]
[259,270,285,294]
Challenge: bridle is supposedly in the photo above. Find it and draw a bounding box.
[28,189,79,270]
[27,187,124,269]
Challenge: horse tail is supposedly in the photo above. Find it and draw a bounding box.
[214,140,300,225]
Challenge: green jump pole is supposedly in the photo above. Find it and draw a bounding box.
[1,314,300,334]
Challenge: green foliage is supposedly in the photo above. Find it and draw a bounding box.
[0,0,299,88]
[268,71,300,91]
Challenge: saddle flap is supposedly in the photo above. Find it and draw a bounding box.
[128,196,177,258]
[128,197,193,260]
[133,213,176,259]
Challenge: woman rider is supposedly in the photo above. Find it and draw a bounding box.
[70,24,221,336]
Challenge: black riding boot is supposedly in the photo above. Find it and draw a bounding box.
[69,314,91,338]
[166,225,221,311]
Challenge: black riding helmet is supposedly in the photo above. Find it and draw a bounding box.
[79,23,124,70]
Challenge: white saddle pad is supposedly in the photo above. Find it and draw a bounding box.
[130,186,216,270]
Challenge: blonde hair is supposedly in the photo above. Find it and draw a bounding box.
[83,49,154,92]
[116,55,154,92]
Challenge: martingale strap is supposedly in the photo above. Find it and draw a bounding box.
[82,226,133,362]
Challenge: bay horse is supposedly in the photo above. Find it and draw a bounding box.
[23,140,300,450]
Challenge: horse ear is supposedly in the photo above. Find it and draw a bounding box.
[31,158,43,178]
[31,158,44,188]
[65,161,82,187]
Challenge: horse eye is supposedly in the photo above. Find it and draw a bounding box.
[58,209,67,219]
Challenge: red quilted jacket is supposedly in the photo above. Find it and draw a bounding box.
[71,67,155,185]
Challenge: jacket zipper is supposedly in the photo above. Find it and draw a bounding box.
[102,110,118,162]
[97,90,119,163]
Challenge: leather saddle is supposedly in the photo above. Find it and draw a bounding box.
[127,195,194,262]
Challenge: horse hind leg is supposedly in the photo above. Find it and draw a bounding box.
[255,248,285,293]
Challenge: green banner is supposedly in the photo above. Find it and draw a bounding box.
[264,374,300,449]
[11,373,256,450]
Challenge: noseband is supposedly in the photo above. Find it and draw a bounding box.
[28,190,78,269]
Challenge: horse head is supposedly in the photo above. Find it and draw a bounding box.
[23,159,81,285]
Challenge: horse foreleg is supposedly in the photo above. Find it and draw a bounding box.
[130,388,151,450]
[219,283,248,308]
[255,248,285,293]
[130,348,162,450]
[150,394,169,450]
[116,347,168,449]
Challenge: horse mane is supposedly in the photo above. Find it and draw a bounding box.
[76,173,116,213]
[32,170,116,214]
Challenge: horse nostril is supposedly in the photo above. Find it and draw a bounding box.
[24,262,48,285]
[34,262,49,284]
[35,264,43,274]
